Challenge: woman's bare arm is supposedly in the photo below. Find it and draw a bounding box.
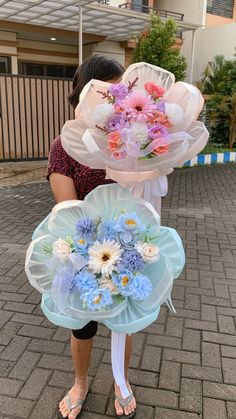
[49,172,78,203]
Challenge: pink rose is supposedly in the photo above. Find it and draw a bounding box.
[108,131,122,151]
[145,82,165,99]
[153,144,169,155]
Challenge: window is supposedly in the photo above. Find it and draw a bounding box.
[0,56,11,74]
[207,0,235,18]
[18,62,77,79]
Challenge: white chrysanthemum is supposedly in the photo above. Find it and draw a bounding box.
[88,239,123,275]
[135,242,160,263]
[131,122,149,144]
[52,238,71,263]
[93,103,114,125]
[165,103,184,125]
[99,276,119,295]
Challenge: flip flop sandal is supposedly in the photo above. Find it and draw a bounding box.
[58,392,86,419]
[115,391,136,419]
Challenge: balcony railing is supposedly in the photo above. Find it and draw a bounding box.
[119,2,184,21]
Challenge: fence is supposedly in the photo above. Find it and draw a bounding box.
[0,75,73,161]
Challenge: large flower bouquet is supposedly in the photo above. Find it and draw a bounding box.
[61,62,209,213]
[25,184,185,397]
[93,79,188,161]
[25,184,185,333]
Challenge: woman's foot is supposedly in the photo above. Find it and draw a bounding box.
[59,379,88,419]
[114,381,136,417]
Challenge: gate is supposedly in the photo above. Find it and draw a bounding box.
[0,75,73,161]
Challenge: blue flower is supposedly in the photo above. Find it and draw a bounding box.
[74,237,89,257]
[132,274,152,301]
[70,270,97,293]
[121,249,145,271]
[76,218,97,240]
[112,270,135,296]
[83,288,113,311]
[100,221,118,241]
[114,213,144,244]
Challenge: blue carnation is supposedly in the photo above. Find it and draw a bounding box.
[76,218,97,240]
[121,249,145,271]
[83,288,113,311]
[71,270,97,293]
[112,270,134,296]
[100,221,118,241]
[132,274,152,301]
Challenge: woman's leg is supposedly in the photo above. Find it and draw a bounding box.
[114,335,137,417]
[59,321,98,419]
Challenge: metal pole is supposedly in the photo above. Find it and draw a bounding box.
[190,29,196,84]
[79,4,83,65]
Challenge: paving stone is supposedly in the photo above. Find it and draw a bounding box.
[19,368,51,400]
[185,318,217,331]
[29,385,64,419]
[0,322,22,346]
[135,386,178,408]
[140,346,161,372]
[203,381,236,401]
[0,292,27,302]
[154,407,201,419]
[182,328,201,352]
[221,346,236,359]
[146,334,182,349]
[203,398,227,419]
[38,354,73,372]
[166,316,183,337]
[11,312,43,326]
[0,360,14,377]
[203,331,236,346]
[184,294,201,311]
[219,315,236,335]
[227,401,236,418]
[222,358,236,385]
[18,324,55,339]
[28,338,65,355]
[180,378,202,413]
[0,394,34,417]
[91,364,113,395]
[3,301,36,313]
[163,349,200,365]
[145,323,165,335]
[83,393,108,414]
[182,364,222,382]
[52,327,71,342]
[9,350,40,380]
[202,342,221,368]
[0,310,14,328]
[0,336,30,361]
[129,368,158,388]
[201,305,217,323]
[159,361,180,392]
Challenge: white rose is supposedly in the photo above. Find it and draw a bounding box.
[165,103,184,125]
[136,242,160,263]
[99,277,119,295]
[52,238,71,263]
[93,103,114,125]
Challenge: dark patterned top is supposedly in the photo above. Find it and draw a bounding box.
[47,136,114,199]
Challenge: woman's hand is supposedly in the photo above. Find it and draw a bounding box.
[49,173,78,203]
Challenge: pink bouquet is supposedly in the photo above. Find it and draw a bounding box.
[93,79,186,160]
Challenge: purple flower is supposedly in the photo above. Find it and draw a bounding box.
[105,113,128,131]
[121,249,145,271]
[148,124,168,140]
[156,100,166,113]
[109,83,128,100]
[76,218,97,240]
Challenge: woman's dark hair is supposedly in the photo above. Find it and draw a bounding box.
[68,55,124,109]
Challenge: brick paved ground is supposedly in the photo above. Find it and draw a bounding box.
[0,163,236,419]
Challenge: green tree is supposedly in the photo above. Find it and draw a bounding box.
[131,14,187,81]
[197,54,236,148]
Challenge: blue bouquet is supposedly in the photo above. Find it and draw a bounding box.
[25,184,185,334]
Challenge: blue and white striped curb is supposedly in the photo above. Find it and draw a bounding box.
[182,152,236,168]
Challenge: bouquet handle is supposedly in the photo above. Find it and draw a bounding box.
[111,332,130,398]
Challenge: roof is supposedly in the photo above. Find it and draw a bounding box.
[0,0,201,41]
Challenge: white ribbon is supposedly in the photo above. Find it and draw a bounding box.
[111,332,130,398]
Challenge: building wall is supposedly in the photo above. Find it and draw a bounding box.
[155,0,207,25]
[92,41,125,66]
[181,22,236,83]
[17,39,78,65]
[206,1,236,26]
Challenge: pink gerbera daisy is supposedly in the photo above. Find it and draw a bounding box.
[122,91,156,122]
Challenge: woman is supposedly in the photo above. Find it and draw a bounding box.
[47,55,137,419]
